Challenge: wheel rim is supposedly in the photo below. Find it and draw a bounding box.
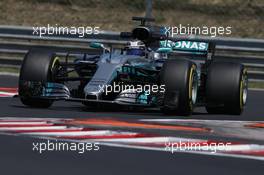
[191,71,198,104]
[241,71,248,106]
[50,57,60,82]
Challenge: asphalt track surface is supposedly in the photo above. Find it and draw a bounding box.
[0,75,264,175]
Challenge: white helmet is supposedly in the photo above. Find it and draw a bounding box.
[125,41,146,56]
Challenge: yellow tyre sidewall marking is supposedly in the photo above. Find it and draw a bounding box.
[189,65,196,110]
[240,69,247,109]
[51,57,60,69]
[50,56,60,81]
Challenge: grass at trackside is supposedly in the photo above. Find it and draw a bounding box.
[0,67,19,74]
[0,0,263,38]
[249,82,264,89]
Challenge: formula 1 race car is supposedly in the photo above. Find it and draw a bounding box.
[18,17,248,115]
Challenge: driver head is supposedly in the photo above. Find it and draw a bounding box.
[125,41,146,56]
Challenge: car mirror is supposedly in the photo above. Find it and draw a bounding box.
[90,42,104,49]
[157,47,172,53]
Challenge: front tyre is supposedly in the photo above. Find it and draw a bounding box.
[206,61,248,115]
[19,48,59,108]
[160,58,198,115]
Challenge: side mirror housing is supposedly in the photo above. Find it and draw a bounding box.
[156,47,172,53]
[90,42,104,49]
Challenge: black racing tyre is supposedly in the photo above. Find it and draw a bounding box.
[160,58,198,115]
[205,61,248,115]
[19,48,59,108]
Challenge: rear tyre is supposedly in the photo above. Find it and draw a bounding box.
[205,61,248,115]
[19,48,59,108]
[160,58,198,115]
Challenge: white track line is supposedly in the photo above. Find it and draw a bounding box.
[139,118,264,123]
[101,142,264,161]
[92,136,202,143]
[0,91,17,97]
[20,130,134,137]
[0,117,70,122]
[225,144,264,152]
[0,121,49,125]
[0,126,68,131]
[249,88,264,91]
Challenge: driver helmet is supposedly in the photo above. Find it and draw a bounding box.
[125,41,146,56]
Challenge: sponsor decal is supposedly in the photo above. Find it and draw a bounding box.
[160,40,208,52]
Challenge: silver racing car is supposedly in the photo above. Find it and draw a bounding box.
[18,17,248,115]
